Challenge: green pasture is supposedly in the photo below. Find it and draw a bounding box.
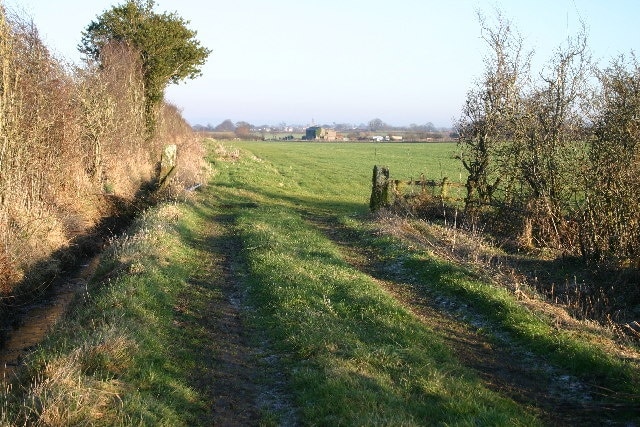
[236,141,465,209]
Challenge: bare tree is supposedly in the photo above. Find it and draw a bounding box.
[368,118,386,132]
[511,28,589,248]
[455,11,531,223]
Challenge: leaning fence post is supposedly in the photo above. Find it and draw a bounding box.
[370,165,392,211]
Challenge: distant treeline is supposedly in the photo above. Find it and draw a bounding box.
[195,119,451,133]
[195,120,455,142]
[0,8,205,299]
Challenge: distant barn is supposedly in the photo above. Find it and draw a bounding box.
[305,126,337,141]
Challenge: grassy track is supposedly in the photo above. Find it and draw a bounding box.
[214,142,539,424]
[220,141,639,423]
[2,140,638,425]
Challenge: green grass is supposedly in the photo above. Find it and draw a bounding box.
[236,206,536,424]
[386,237,638,391]
[3,140,638,425]
[237,141,463,207]
[212,144,538,424]
[220,141,639,411]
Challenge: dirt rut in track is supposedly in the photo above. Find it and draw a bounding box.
[1,256,100,377]
[190,210,296,426]
[310,215,637,426]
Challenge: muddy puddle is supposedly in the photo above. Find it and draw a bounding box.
[1,255,101,378]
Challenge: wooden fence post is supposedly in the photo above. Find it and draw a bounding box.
[440,177,449,199]
[370,165,392,211]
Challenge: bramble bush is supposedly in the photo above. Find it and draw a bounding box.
[456,12,640,271]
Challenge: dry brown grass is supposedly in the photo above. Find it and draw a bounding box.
[1,326,135,426]
[212,142,241,162]
[0,247,21,294]
[376,213,640,361]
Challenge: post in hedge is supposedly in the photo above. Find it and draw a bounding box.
[158,144,177,188]
[369,165,392,211]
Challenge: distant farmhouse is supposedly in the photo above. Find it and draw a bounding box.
[305,126,337,141]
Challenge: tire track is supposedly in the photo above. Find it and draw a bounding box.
[185,205,297,426]
[306,213,638,426]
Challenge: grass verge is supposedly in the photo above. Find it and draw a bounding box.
[1,201,223,426]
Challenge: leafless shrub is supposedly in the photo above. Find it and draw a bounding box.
[455,13,589,256]
[76,41,150,198]
[455,11,531,227]
[508,28,589,252]
[581,55,640,267]
[0,9,74,290]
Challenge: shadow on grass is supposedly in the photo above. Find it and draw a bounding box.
[212,181,368,218]
[304,210,640,419]
[171,190,292,425]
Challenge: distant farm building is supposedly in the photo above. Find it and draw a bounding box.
[372,135,403,142]
[305,126,337,141]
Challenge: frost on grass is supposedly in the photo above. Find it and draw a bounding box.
[100,203,181,274]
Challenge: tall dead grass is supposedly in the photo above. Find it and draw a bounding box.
[1,325,134,426]
[0,7,206,302]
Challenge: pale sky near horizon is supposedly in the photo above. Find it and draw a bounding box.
[4,0,640,128]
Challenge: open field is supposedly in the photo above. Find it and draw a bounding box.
[2,140,638,425]
[236,141,466,209]
[240,141,463,190]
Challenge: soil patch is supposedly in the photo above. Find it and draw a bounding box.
[1,255,100,377]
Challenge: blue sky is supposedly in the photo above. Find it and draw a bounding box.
[5,0,640,127]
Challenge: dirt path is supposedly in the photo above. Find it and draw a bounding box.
[185,208,297,426]
[308,214,638,426]
[178,211,262,425]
